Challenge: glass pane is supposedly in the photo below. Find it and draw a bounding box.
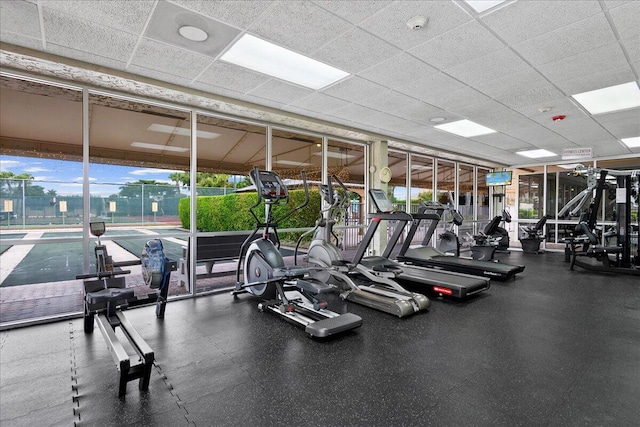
[435,160,455,247]
[0,76,83,324]
[457,164,474,251]
[194,115,267,294]
[88,93,191,301]
[410,155,433,214]
[328,140,366,255]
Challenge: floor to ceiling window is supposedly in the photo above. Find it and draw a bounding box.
[194,114,266,294]
[0,75,83,324]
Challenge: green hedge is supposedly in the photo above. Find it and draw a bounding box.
[178,189,321,233]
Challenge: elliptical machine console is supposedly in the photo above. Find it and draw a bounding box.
[233,167,362,338]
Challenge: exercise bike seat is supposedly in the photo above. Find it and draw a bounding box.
[86,288,135,305]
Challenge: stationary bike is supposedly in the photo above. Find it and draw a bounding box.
[437,208,463,256]
[294,175,430,317]
[233,167,362,339]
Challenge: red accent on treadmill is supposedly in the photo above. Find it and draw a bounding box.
[373,218,381,222]
[433,286,453,295]
[285,304,294,312]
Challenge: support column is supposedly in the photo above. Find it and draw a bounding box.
[369,140,388,256]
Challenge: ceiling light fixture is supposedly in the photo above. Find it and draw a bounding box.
[220,34,349,90]
[434,119,497,137]
[463,0,508,13]
[147,124,220,139]
[131,142,189,152]
[275,159,312,167]
[516,149,557,158]
[572,81,640,115]
[429,117,446,123]
[178,25,208,42]
[621,136,640,148]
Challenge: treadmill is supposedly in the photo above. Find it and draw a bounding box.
[397,201,525,281]
[356,189,490,299]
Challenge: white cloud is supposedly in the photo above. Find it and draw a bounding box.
[130,168,177,176]
[25,166,51,173]
[0,159,21,170]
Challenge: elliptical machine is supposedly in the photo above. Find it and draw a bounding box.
[294,175,430,317]
[233,167,362,339]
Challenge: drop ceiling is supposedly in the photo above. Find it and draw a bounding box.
[1,0,639,167]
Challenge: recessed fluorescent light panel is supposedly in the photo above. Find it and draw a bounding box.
[463,0,507,13]
[131,142,189,152]
[148,124,220,139]
[516,149,556,158]
[275,160,312,167]
[220,34,349,90]
[313,152,356,159]
[571,82,640,115]
[621,136,640,148]
[557,164,582,170]
[434,119,497,137]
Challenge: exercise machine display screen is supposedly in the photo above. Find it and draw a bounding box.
[369,189,395,213]
[90,221,105,237]
[254,170,288,200]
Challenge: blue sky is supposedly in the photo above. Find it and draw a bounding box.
[1,155,180,196]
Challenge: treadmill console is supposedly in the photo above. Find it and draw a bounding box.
[251,169,288,201]
[369,189,395,213]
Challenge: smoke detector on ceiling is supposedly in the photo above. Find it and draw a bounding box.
[407,16,428,31]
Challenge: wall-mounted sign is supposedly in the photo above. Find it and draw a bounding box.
[562,147,593,160]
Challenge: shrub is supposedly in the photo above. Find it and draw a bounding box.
[178,189,321,237]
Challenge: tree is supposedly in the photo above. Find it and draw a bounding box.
[0,172,49,196]
[118,180,181,199]
[168,171,248,188]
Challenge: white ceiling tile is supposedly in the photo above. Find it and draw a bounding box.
[540,117,614,146]
[594,109,640,138]
[512,14,617,66]
[47,43,128,70]
[515,98,585,125]
[356,90,444,124]
[312,28,401,74]
[190,81,245,100]
[40,0,154,34]
[359,1,470,50]
[0,0,41,39]
[504,124,572,148]
[473,68,563,109]
[376,115,425,135]
[444,48,530,86]
[481,0,602,44]
[358,53,437,88]
[196,61,270,94]
[591,143,632,157]
[42,8,138,63]
[145,1,241,59]
[321,76,387,102]
[554,67,637,95]
[395,72,466,101]
[608,1,640,40]
[171,0,275,29]
[129,38,213,80]
[241,93,287,110]
[496,83,565,109]
[624,36,640,63]
[247,79,314,104]
[329,103,382,124]
[0,31,42,51]
[473,133,533,151]
[127,64,195,88]
[312,1,393,24]
[248,1,351,54]
[426,87,492,111]
[289,92,351,113]
[409,21,506,70]
[537,43,629,83]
